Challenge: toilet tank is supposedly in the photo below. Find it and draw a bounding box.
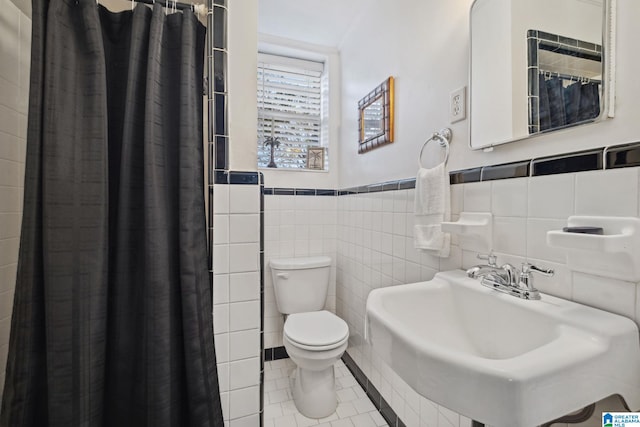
[269,256,331,314]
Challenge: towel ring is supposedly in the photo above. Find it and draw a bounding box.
[419,128,452,168]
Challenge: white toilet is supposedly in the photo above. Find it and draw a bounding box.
[269,256,349,419]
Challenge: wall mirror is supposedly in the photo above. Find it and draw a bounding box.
[469,0,614,150]
[358,76,394,154]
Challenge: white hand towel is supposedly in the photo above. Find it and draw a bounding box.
[414,163,451,257]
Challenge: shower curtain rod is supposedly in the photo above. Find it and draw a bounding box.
[130,0,207,13]
[539,69,602,84]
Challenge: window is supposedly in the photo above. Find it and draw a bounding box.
[257,53,326,170]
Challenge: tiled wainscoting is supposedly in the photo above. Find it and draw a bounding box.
[212,180,263,425]
[337,166,640,427]
[0,0,30,403]
[262,145,640,426]
[263,190,338,349]
[335,184,471,427]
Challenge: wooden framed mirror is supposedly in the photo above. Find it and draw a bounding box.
[358,76,394,153]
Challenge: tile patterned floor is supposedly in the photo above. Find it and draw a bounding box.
[264,358,389,427]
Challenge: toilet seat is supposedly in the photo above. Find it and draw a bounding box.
[284,311,349,351]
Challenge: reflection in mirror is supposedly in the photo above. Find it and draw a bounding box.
[470,0,610,150]
[358,76,394,153]
[528,30,602,134]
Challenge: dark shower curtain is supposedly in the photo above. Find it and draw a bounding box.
[0,0,223,426]
[537,75,601,132]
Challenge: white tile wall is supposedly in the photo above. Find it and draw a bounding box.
[491,178,527,217]
[0,0,30,404]
[335,170,640,427]
[572,272,637,320]
[229,328,261,361]
[528,174,575,218]
[212,184,262,423]
[574,169,639,217]
[263,194,338,348]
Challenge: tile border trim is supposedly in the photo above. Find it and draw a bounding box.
[607,142,640,169]
[481,160,530,181]
[342,352,407,427]
[262,188,338,196]
[263,346,289,361]
[530,148,602,177]
[259,142,640,194]
[213,170,262,185]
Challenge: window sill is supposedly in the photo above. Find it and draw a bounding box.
[258,167,329,173]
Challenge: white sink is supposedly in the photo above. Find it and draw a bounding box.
[366,269,640,427]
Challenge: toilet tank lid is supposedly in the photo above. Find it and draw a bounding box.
[270,256,331,270]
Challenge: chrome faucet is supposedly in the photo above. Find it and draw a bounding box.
[466,253,499,279]
[467,254,554,300]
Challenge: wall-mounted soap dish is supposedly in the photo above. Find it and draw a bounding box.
[441,212,493,253]
[547,216,640,281]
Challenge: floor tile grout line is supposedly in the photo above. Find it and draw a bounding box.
[264,358,390,427]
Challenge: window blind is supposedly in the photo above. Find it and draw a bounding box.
[257,53,324,169]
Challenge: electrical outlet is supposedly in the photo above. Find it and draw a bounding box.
[449,86,466,123]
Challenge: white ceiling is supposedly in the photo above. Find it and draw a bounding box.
[257,0,370,48]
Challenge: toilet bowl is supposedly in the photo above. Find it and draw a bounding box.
[283,310,349,418]
[269,256,349,419]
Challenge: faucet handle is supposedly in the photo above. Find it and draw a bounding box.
[477,252,498,267]
[519,262,554,293]
[521,263,554,277]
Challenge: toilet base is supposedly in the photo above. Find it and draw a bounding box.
[290,365,337,419]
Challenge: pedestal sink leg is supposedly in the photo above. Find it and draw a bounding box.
[471,421,485,427]
[539,403,596,427]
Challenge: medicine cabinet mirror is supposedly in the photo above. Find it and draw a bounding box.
[358,76,394,154]
[469,0,614,150]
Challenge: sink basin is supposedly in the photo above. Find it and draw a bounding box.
[366,269,640,427]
